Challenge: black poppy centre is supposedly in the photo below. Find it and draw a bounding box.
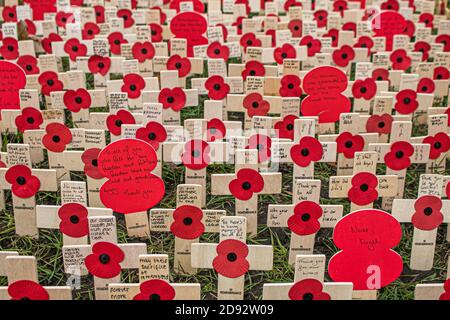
[148,132,157,140]
[149,294,161,300]
[70,215,80,224]
[99,254,110,264]
[434,142,442,150]
[424,207,433,216]
[26,117,35,124]
[301,213,311,222]
[183,217,193,226]
[378,121,385,128]
[16,176,26,185]
[26,64,33,71]
[91,159,98,167]
[115,120,123,127]
[345,141,353,148]
[395,151,404,159]
[301,148,310,156]
[242,181,251,190]
[191,150,201,158]
[52,135,61,143]
[167,96,174,103]
[360,184,369,192]
[302,293,314,300]
[227,252,237,262]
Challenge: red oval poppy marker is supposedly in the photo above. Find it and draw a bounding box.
[0,60,26,118]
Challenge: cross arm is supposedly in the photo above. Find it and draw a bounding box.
[329,175,398,198]
[262,283,353,300]
[271,141,337,163]
[36,205,113,229]
[108,283,201,300]
[211,172,282,195]
[0,168,58,192]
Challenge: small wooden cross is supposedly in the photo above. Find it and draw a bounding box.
[415,256,450,300]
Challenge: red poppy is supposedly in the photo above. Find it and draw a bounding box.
[24,19,37,36]
[342,22,356,36]
[288,201,322,236]
[439,279,450,300]
[313,10,328,28]
[414,41,431,61]
[324,28,339,47]
[82,22,100,40]
[436,34,450,52]
[242,60,265,80]
[55,12,74,28]
[352,78,376,100]
[243,92,270,117]
[121,73,146,99]
[81,148,104,179]
[274,115,298,140]
[17,55,39,75]
[419,13,433,29]
[38,71,64,96]
[216,23,228,41]
[332,45,355,67]
[229,168,264,200]
[170,205,204,239]
[265,29,277,48]
[434,66,450,80]
[133,280,175,300]
[372,68,389,82]
[64,38,87,62]
[288,19,302,37]
[8,280,49,300]
[288,279,330,300]
[117,9,134,28]
[167,54,191,77]
[207,42,229,60]
[411,195,443,231]
[279,74,302,97]
[42,123,72,152]
[333,0,347,16]
[2,6,17,22]
[151,6,167,24]
[284,0,302,11]
[181,139,210,170]
[366,114,393,135]
[136,121,167,150]
[88,55,111,76]
[205,75,230,100]
[41,33,63,54]
[5,165,40,198]
[15,107,43,132]
[446,108,450,127]
[380,0,399,10]
[207,118,226,142]
[212,239,249,278]
[300,36,321,57]
[336,132,364,159]
[233,16,244,35]
[149,23,163,42]
[348,172,378,205]
[94,5,105,23]
[354,36,374,56]
[362,7,378,21]
[290,136,323,167]
[423,132,450,160]
[158,87,186,111]
[63,89,91,112]
[85,242,124,279]
[108,32,128,55]
[240,33,261,52]
[390,49,411,71]
[106,109,136,136]
[58,203,89,238]
[0,37,19,60]
[394,89,418,115]
[384,141,414,171]
[417,78,435,94]
[403,20,415,38]
[247,134,272,162]
[274,43,296,64]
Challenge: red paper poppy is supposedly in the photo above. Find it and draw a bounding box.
[419,13,433,29]
[82,22,100,40]
[246,134,272,162]
[414,41,431,61]
[24,19,36,36]
[2,6,17,22]
[170,205,205,239]
[121,73,146,99]
[288,279,330,300]
[279,74,302,97]
[158,87,186,111]
[205,75,230,100]
[352,78,376,100]
[133,280,175,300]
[94,5,105,23]
[0,37,19,60]
[274,43,296,64]
[411,195,443,231]
[55,11,74,28]
[232,16,244,35]
[63,88,91,112]
[333,0,347,16]
[265,28,276,48]
[372,68,389,82]
[207,42,230,60]
[336,132,364,159]
[229,168,264,201]
[108,32,128,55]
[324,28,339,47]
[58,203,89,238]
[366,113,393,135]
[439,279,450,300]
[181,139,210,170]
[88,55,111,76]
[390,49,411,71]
[362,7,378,21]
[242,60,265,80]
[240,33,261,52]
[167,54,191,77]
[403,20,415,38]
[384,141,414,171]
[284,0,302,11]
[207,118,226,142]
[332,45,355,67]
[434,66,450,80]
[117,9,134,28]
[42,123,72,152]
[394,89,418,115]
[348,172,378,205]
[446,108,450,127]
[300,36,321,57]
[106,109,136,136]
[417,78,435,94]
[274,114,298,140]
[17,55,39,75]
[135,121,167,150]
[149,23,163,42]
[64,38,87,62]
[423,132,450,160]
[288,201,322,236]
[5,165,40,198]
[85,242,125,279]
[212,239,249,278]
[71,0,84,6]
[290,136,323,167]
[313,10,328,28]
[380,0,399,10]
[38,71,64,96]
[288,19,302,37]
[342,22,356,36]
[41,33,62,54]
[436,34,450,52]
[15,107,43,132]
[354,36,374,56]
[243,92,270,117]
[151,6,167,24]
[216,23,228,42]
[8,280,49,300]
[81,148,104,179]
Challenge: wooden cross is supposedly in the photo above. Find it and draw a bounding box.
[108,254,201,300]
[191,216,273,300]
[211,149,282,236]
[150,184,226,275]
[262,254,353,300]
[392,174,450,271]
[415,256,450,300]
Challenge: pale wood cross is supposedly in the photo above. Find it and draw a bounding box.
[415,256,450,300]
